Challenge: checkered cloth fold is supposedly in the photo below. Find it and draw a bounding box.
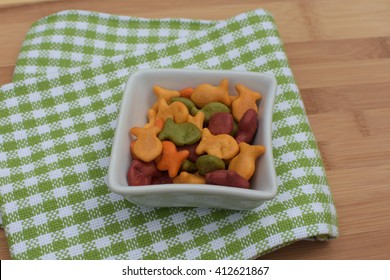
[0,9,338,259]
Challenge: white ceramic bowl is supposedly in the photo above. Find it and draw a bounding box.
[108,69,277,210]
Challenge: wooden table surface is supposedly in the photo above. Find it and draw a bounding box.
[1,0,390,260]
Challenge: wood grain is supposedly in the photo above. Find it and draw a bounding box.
[0,0,59,7]
[1,0,390,260]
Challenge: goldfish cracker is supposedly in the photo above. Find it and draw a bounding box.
[153,85,180,101]
[158,118,201,146]
[127,159,161,186]
[196,128,239,160]
[152,86,179,111]
[169,97,198,115]
[195,154,225,176]
[130,125,162,162]
[228,142,265,180]
[230,95,238,103]
[151,172,173,184]
[180,159,198,173]
[232,84,262,121]
[191,79,231,108]
[155,141,189,178]
[231,120,238,137]
[144,109,156,128]
[130,141,138,160]
[179,87,194,99]
[128,80,265,190]
[151,101,159,112]
[144,109,164,130]
[187,111,205,131]
[173,171,206,184]
[156,98,189,123]
[192,102,230,123]
[154,118,165,130]
[235,109,258,144]
[205,169,250,189]
[176,142,200,162]
[208,112,234,135]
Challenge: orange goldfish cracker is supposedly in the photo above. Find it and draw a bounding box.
[179,87,194,99]
[228,142,265,180]
[155,141,189,178]
[153,85,180,101]
[196,128,239,160]
[187,111,205,130]
[156,98,189,123]
[130,126,162,162]
[191,79,231,108]
[173,171,206,184]
[232,84,261,121]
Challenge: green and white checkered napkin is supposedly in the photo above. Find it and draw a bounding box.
[0,9,338,259]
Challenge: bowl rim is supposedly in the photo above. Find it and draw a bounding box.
[107,68,278,201]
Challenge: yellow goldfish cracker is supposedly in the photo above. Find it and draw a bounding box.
[156,98,189,123]
[144,108,157,128]
[130,125,162,162]
[153,85,180,101]
[230,95,238,103]
[232,84,262,121]
[173,171,206,184]
[187,111,205,131]
[144,109,164,130]
[151,100,159,112]
[228,142,265,180]
[191,79,231,108]
[196,128,239,160]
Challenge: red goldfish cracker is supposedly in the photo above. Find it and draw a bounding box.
[232,84,262,121]
[235,109,258,144]
[127,159,161,186]
[155,141,189,178]
[228,142,265,180]
[179,87,194,99]
[191,79,231,108]
[205,170,250,189]
[196,128,239,160]
[153,85,180,101]
[173,171,206,184]
[187,111,205,131]
[130,125,162,162]
[156,98,189,124]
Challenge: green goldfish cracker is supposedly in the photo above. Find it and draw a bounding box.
[169,97,198,115]
[180,159,198,173]
[158,118,202,146]
[196,154,225,176]
[192,101,230,123]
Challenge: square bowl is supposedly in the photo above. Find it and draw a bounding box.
[108,69,277,210]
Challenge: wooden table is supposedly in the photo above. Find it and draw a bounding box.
[1,0,389,260]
